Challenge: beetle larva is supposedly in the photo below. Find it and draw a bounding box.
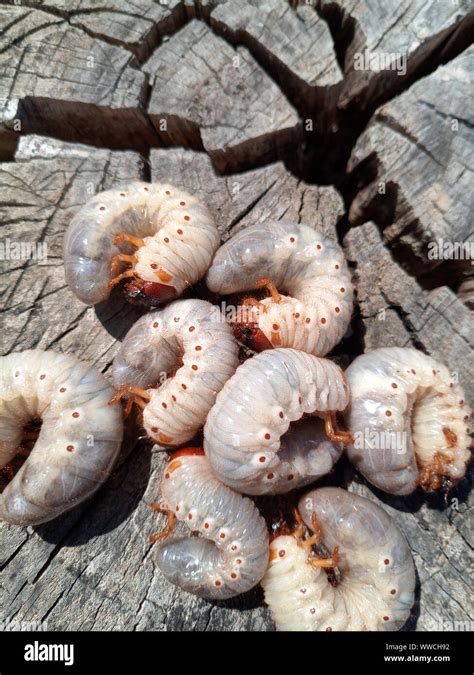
[262,487,416,631]
[0,350,123,526]
[63,182,220,306]
[206,222,353,356]
[151,449,269,599]
[204,348,351,495]
[344,347,471,495]
[111,299,239,447]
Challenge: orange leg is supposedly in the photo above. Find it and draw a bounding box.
[108,269,137,289]
[110,253,137,277]
[324,412,354,445]
[114,232,145,249]
[148,503,175,544]
[301,512,324,548]
[309,545,340,570]
[255,277,282,304]
[108,384,151,411]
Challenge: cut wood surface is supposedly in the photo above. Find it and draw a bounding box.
[0,0,472,632]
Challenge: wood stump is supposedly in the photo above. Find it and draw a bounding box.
[0,0,472,631]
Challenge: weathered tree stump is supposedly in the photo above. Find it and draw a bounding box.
[0,0,472,632]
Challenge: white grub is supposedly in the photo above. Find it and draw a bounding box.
[0,350,123,526]
[153,451,269,600]
[262,487,416,631]
[204,348,350,494]
[345,347,471,495]
[206,222,353,356]
[111,299,239,447]
[64,182,219,305]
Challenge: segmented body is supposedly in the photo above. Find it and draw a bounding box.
[204,348,349,494]
[0,350,123,525]
[262,487,416,631]
[155,452,269,599]
[345,347,471,494]
[112,299,239,447]
[206,222,353,356]
[64,182,219,305]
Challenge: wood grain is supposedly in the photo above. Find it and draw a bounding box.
[0,0,472,632]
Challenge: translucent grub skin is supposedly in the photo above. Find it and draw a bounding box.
[0,349,123,526]
[345,347,471,495]
[262,487,416,631]
[206,222,353,356]
[64,182,219,306]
